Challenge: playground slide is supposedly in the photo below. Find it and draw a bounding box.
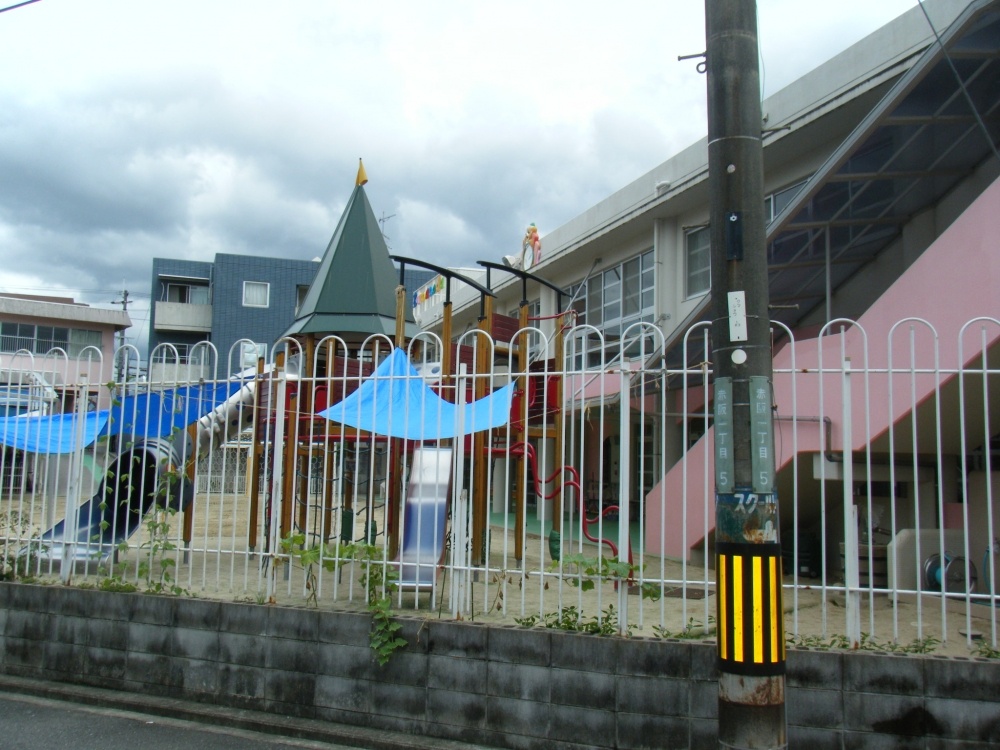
[396,446,452,589]
[196,379,257,453]
[38,380,257,564]
[39,437,193,563]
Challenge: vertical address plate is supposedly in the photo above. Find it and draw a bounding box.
[714,377,735,493]
[749,376,774,493]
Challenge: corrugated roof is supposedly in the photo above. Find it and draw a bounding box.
[765,0,1000,329]
[663,0,1000,371]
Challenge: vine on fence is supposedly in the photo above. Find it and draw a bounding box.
[555,553,662,601]
[280,534,407,665]
[513,554,662,636]
[92,448,191,596]
[0,511,43,582]
[137,503,187,595]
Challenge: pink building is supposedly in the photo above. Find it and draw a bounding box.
[0,294,131,413]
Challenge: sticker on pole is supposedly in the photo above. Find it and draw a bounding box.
[727,291,748,342]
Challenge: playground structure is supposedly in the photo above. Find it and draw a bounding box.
[1,174,633,600]
[39,436,193,563]
[0,379,246,569]
[247,254,633,596]
[197,172,637,597]
[285,182,637,587]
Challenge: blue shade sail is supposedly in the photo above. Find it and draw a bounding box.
[319,348,513,439]
[0,382,241,454]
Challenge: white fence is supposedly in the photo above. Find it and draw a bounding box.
[0,319,998,654]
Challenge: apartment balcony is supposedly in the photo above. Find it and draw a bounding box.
[154,302,212,333]
[146,360,213,385]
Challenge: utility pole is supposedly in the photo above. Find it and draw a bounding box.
[112,288,130,381]
[704,1,786,748]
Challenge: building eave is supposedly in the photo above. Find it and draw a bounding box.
[0,297,131,330]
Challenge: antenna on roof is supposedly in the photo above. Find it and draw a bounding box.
[379,212,396,249]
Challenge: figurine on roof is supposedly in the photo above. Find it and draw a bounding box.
[502,223,542,270]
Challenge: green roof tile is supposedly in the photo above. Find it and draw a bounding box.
[283,184,417,339]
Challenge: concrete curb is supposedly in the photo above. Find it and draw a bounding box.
[0,674,494,750]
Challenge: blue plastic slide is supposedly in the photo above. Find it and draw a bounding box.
[396,447,452,589]
[37,437,193,564]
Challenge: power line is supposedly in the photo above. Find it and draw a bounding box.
[0,0,42,15]
[0,285,150,297]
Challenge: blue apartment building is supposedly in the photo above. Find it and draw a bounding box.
[148,252,432,380]
[148,253,319,380]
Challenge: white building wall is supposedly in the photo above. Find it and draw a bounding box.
[416,0,974,356]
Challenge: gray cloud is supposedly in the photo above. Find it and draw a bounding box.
[0,0,919,360]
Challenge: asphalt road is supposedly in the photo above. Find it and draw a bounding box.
[0,692,363,750]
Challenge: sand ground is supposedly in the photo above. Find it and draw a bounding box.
[4,490,998,658]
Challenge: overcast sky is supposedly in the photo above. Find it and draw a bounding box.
[0,0,921,353]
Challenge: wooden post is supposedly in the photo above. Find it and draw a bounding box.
[303,334,315,420]
[442,300,453,396]
[181,421,199,553]
[389,285,407,557]
[394,285,407,349]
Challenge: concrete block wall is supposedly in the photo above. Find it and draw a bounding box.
[2,582,999,749]
[788,647,1000,749]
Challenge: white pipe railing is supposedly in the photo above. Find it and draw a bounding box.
[0,318,997,652]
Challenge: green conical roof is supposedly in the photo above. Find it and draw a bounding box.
[283,184,417,340]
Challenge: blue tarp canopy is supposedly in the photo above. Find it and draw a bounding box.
[110,382,241,438]
[0,382,241,454]
[319,348,513,439]
[0,412,110,454]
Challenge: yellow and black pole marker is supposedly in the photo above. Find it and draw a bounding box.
[716,534,785,674]
[714,381,785,678]
[705,0,786,747]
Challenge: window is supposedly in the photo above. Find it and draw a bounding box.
[567,282,586,327]
[622,257,641,318]
[686,227,711,297]
[166,283,209,304]
[602,267,621,335]
[69,329,102,356]
[243,281,270,308]
[568,249,656,364]
[587,277,603,327]
[0,323,102,357]
[295,285,310,315]
[154,342,209,365]
[1,323,38,353]
[764,178,809,225]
